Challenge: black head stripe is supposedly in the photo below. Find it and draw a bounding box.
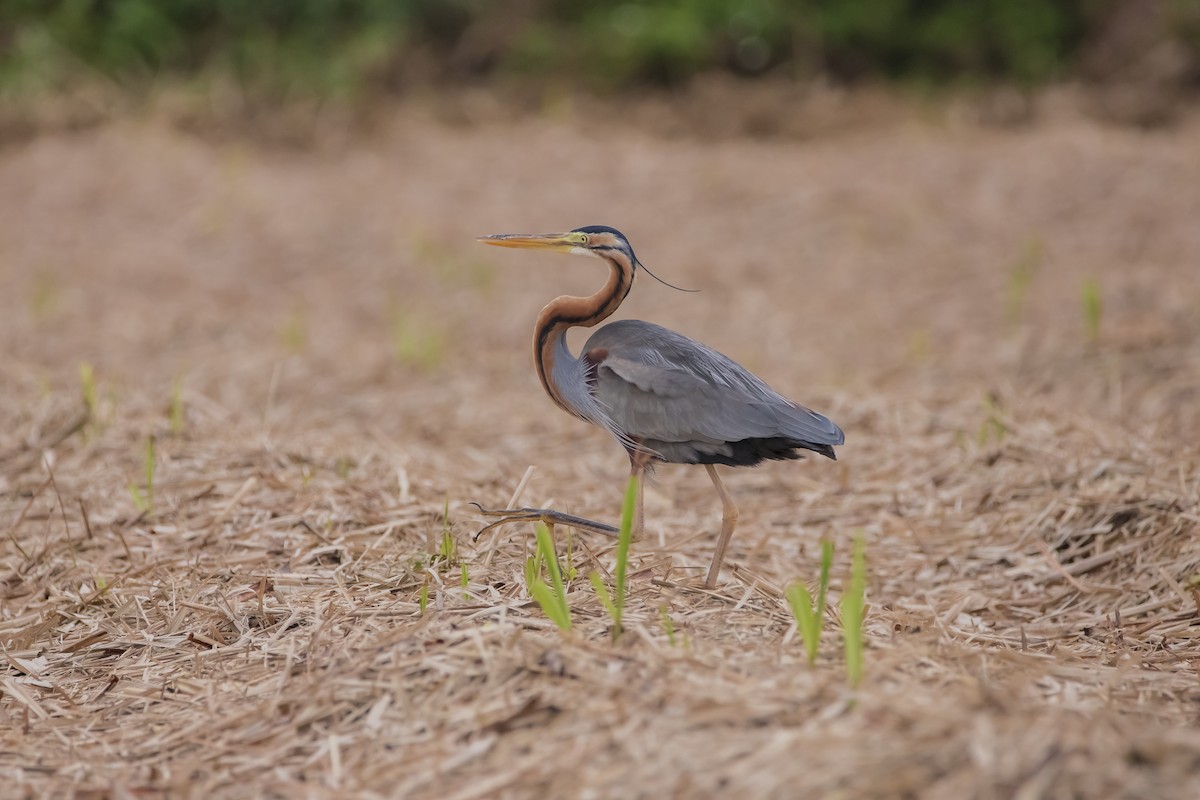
[572,225,627,237]
[571,225,636,266]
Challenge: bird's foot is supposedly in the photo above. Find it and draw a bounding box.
[470,503,620,542]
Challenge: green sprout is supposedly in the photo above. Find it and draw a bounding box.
[436,497,457,570]
[1081,277,1102,342]
[786,539,834,665]
[169,376,185,435]
[31,270,59,321]
[280,304,308,353]
[589,570,618,618]
[524,548,543,592]
[418,583,429,615]
[841,535,868,689]
[564,528,578,582]
[391,307,446,371]
[978,392,1007,446]
[529,523,572,631]
[1006,237,1042,327]
[907,328,931,363]
[659,605,677,647]
[129,435,156,513]
[589,475,639,639]
[79,362,96,419]
[461,562,469,599]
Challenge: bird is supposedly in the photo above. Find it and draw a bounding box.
[475,225,844,587]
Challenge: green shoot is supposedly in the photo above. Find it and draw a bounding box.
[613,475,638,631]
[460,562,469,599]
[30,270,59,320]
[588,475,640,639]
[418,583,428,615]
[1006,238,1042,327]
[590,572,618,620]
[145,435,156,508]
[129,481,150,513]
[437,497,456,568]
[907,328,930,362]
[817,540,833,620]
[529,523,572,630]
[537,524,569,618]
[1081,277,1102,342]
[785,539,834,664]
[169,376,185,435]
[391,307,446,370]
[785,584,818,658]
[841,535,868,688]
[659,605,677,647]
[524,552,541,592]
[564,528,578,581]
[280,304,308,353]
[978,392,1007,446]
[529,581,571,630]
[79,362,96,419]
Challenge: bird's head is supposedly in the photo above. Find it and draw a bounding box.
[477,225,637,265]
[477,225,696,292]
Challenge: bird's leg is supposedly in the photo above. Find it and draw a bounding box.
[471,503,618,542]
[704,464,740,588]
[636,471,645,540]
[627,445,656,541]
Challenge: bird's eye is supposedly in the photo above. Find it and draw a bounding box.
[578,234,589,245]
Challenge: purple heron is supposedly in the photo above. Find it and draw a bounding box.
[476,225,843,587]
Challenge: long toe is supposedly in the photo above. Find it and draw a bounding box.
[470,504,619,541]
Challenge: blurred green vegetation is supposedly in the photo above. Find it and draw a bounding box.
[1,0,1196,98]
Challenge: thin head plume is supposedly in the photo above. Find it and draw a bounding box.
[637,260,699,293]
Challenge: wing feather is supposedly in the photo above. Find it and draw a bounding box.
[585,321,844,448]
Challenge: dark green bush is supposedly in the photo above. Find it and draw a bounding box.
[0,0,1190,96]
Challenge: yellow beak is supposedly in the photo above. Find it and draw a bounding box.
[477,233,578,252]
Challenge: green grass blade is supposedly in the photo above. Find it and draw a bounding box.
[1082,277,1102,342]
[589,571,618,620]
[842,535,868,688]
[169,377,185,435]
[530,579,572,631]
[535,523,572,628]
[613,474,639,635]
[79,362,96,418]
[524,554,540,591]
[786,583,820,664]
[659,605,677,646]
[128,481,149,513]
[144,435,156,510]
[787,541,834,665]
[817,539,833,621]
[1006,237,1041,327]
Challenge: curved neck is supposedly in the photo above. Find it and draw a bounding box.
[534,252,634,414]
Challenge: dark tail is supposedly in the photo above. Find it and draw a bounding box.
[800,441,838,461]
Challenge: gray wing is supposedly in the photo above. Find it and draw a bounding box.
[583,320,844,463]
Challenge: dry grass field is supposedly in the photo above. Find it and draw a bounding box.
[2,96,1200,798]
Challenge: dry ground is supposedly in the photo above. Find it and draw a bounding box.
[2,95,1200,798]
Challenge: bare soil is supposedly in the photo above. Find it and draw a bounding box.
[2,97,1200,798]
